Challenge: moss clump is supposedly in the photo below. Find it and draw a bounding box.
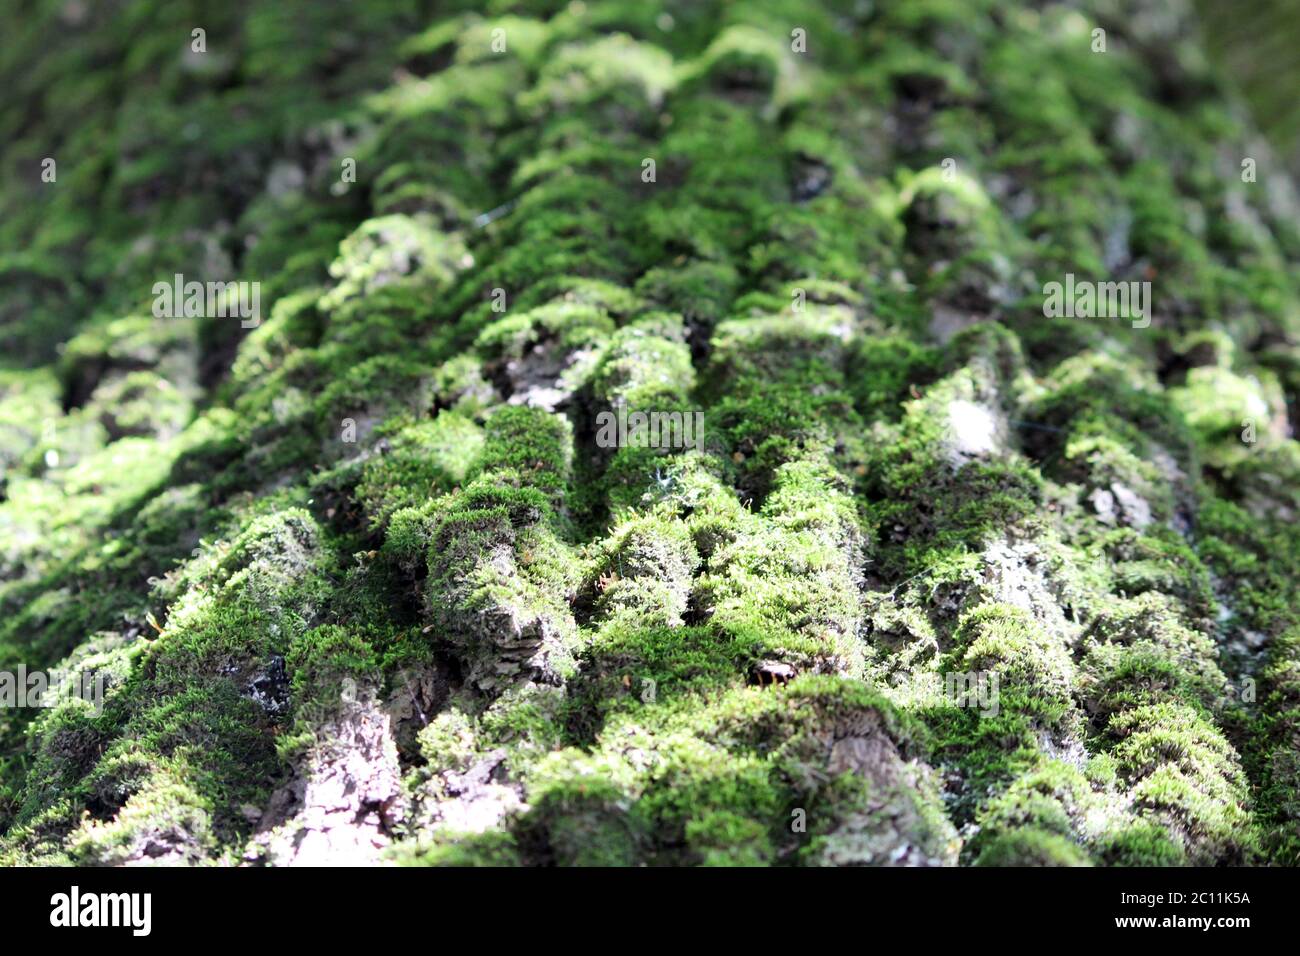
[355,413,484,528]
[509,675,957,867]
[974,830,1092,867]
[1103,703,1256,865]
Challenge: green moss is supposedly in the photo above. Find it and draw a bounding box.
[515,752,645,866]
[521,33,675,120]
[677,24,804,111]
[3,0,1298,868]
[473,405,574,498]
[565,625,758,742]
[1169,364,1285,465]
[416,710,478,772]
[286,625,379,711]
[421,447,580,693]
[356,413,484,527]
[849,334,943,422]
[974,830,1091,867]
[584,514,699,629]
[589,315,695,408]
[692,458,869,675]
[392,828,523,867]
[634,261,740,329]
[1104,703,1256,864]
[1096,818,1188,867]
[319,214,469,312]
[1078,593,1227,721]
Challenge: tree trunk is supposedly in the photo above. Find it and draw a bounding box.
[1,0,1298,867]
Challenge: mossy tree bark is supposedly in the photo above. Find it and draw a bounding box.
[1,0,1298,866]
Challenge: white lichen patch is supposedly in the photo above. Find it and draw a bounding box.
[250,684,403,867]
[943,398,1006,465]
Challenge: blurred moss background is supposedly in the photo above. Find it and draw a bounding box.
[1197,0,1300,174]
